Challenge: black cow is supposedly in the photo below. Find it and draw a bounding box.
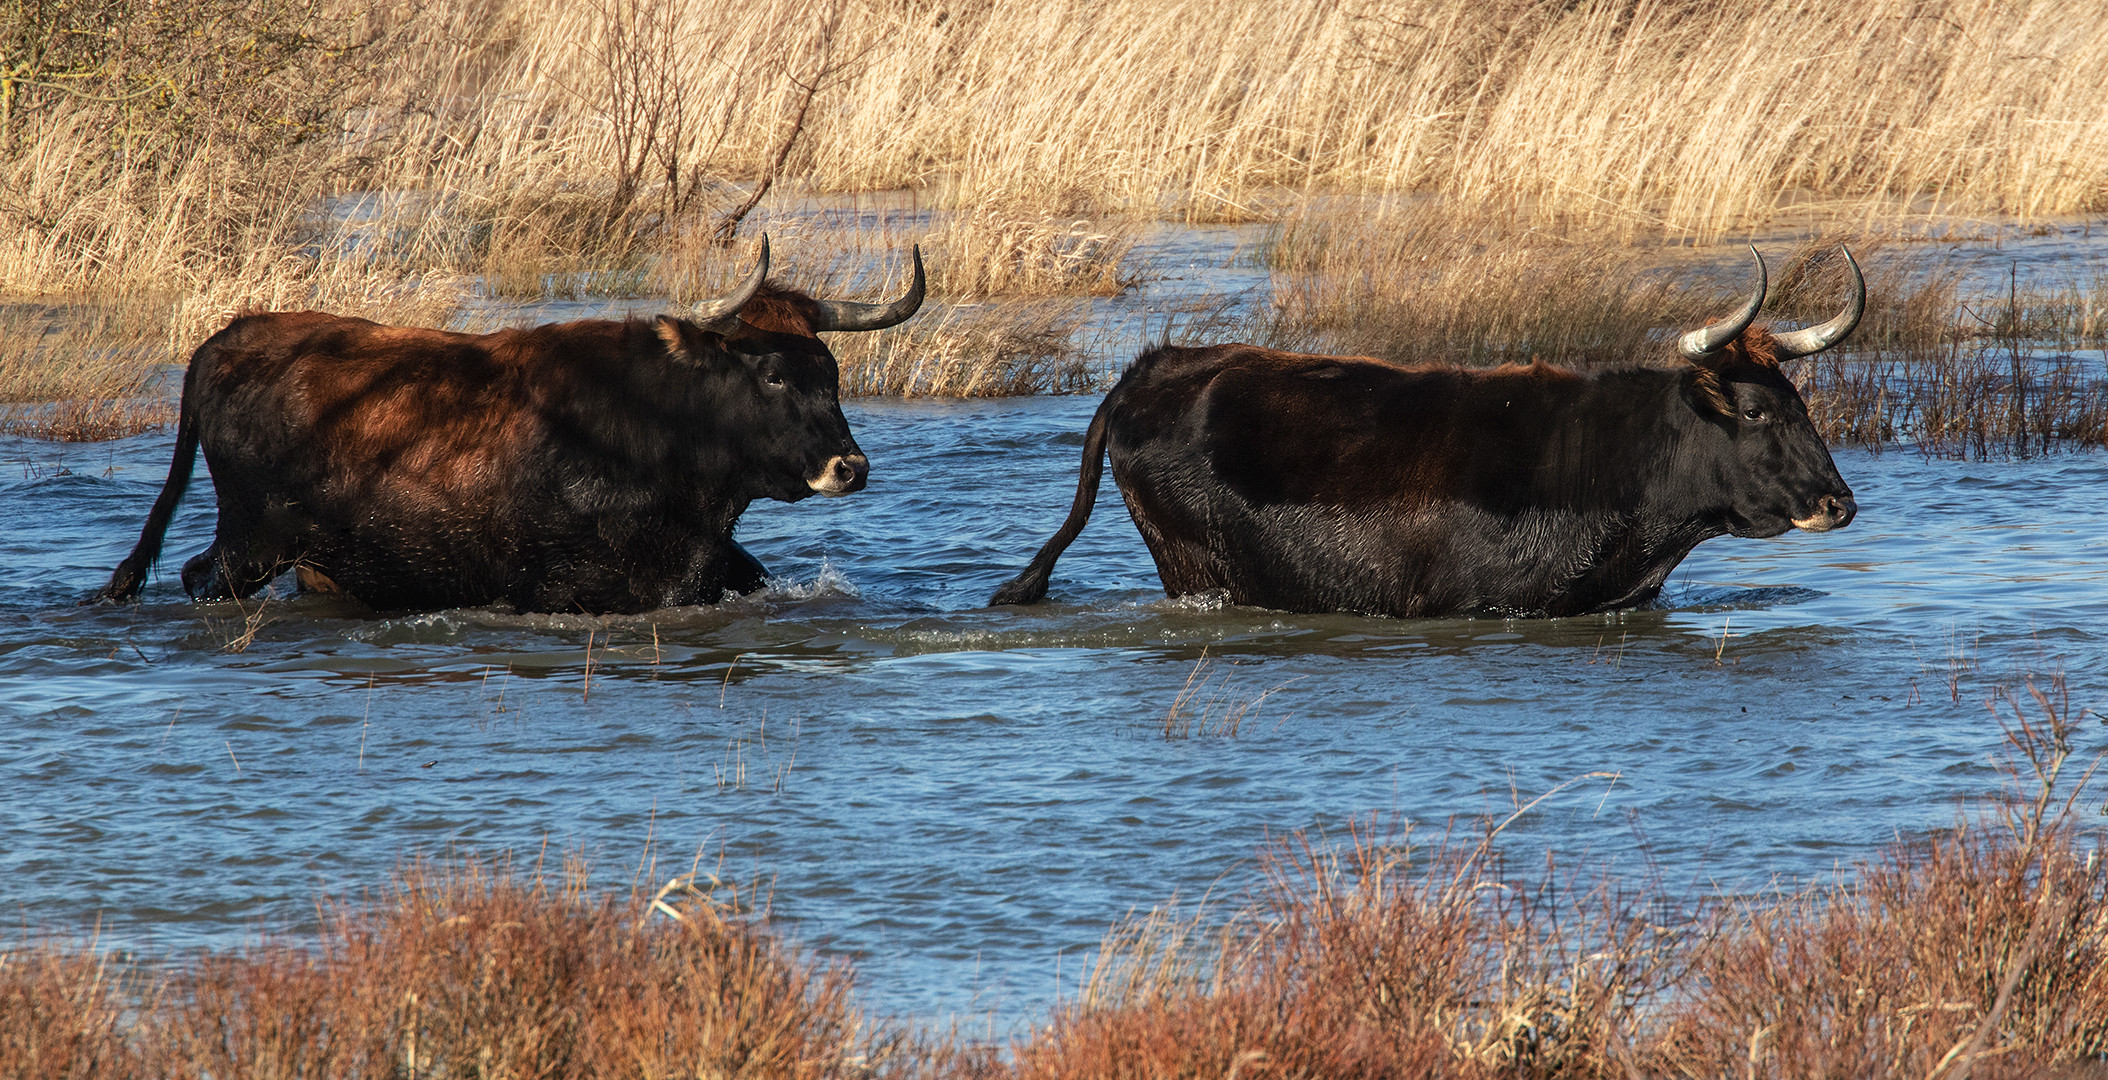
[992,247,1862,618]
[94,239,923,614]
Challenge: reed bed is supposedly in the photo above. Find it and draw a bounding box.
[5,0,2108,423]
[322,0,2108,234]
[1249,202,2108,457]
[11,0,2105,264]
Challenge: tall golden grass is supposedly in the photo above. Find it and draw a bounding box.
[5,0,2108,427]
[13,0,2108,287]
[414,0,2108,231]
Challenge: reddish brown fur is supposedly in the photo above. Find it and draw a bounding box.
[730,288,823,336]
[1690,327,1781,414]
[93,277,885,612]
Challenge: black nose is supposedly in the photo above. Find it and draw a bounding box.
[1819,493,1856,529]
[835,453,868,490]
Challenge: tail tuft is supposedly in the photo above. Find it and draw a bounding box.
[989,572,1050,607]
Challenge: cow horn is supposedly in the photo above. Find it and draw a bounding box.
[808,246,926,332]
[1770,246,1865,359]
[693,235,770,326]
[1678,245,1767,360]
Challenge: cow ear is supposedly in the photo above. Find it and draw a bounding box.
[1682,355,1736,417]
[656,316,720,365]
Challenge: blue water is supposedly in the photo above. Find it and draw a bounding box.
[4,396,2106,1033]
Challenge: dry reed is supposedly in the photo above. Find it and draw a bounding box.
[832,299,1098,397]
[1003,815,1679,1080]
[0,854,891,1079]
[8,0,2108,427]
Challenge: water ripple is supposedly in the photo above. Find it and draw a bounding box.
[2,402,2105,1032]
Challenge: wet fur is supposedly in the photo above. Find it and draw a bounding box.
[992,335,1853,618]
[94,285,865,614]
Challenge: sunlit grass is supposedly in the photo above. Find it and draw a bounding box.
[5,0,2108,427]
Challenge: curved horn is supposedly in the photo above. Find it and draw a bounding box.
[1678,244,1767,360]
[1770,246,1865,359]
[693,235,770,326]
[808,246,925,332]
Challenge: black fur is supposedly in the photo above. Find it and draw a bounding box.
[93,295,871,614]
[991,340,1856,618]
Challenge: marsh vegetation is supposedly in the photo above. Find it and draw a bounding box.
[7,0,2108,1068]
[4,0,2107,441]
[5,681,2103,1078]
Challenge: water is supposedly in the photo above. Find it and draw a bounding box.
[5,397,2107,1032]
[8,214,2108,1031]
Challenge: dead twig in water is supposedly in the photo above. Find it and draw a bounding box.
[583,630,597,702]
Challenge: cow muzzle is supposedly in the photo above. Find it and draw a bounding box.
[1791,494,1856,532]
[808,453,868,496]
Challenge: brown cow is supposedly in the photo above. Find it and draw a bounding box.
[94,239,922,614]
[992,247,1862,619]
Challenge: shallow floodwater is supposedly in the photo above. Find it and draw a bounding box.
[4,396,2107,1032]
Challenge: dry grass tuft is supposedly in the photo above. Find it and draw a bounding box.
[1252,200,1719,367]
[1650,675,2108,1079]
[998,677,2108,1080]
[923,200,1140,300]
[0,936,149,1078]
[0,854,893,1079]
[0,399,174,442]
[1008,814,1673,1080]
[0,297,174,439]
[832,300,1099,397]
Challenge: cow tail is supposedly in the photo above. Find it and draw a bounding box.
[90,362,201,603]
[989,394,1114,606]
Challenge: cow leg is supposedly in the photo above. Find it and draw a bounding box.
[718,540,768,598]
[178,545,224,598]
[181,543,290,601]
[180,502,303,601]
[669,539,768,607]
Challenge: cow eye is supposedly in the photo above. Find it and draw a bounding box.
[763,370,786,388]
[1742,407,1767,422]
